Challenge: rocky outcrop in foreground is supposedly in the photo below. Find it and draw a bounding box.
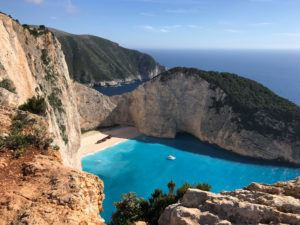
[159,178,300,225]
[0,152,105,225]
[0,106,105,225]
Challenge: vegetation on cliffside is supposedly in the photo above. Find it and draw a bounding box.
[51,29,164,84]
[158,67,300,139]
[0,79,16,93]
[111,181,211,225]
[0,111,53,158]
[18,96,47,116]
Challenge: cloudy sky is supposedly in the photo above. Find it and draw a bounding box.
[1,0,300,49]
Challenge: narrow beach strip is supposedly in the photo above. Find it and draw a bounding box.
[79,126,141,159]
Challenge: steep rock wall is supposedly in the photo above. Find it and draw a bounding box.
[0,14,81,167]
[80,70,300,165]
[119,72,300,164]
[73,81,116,131]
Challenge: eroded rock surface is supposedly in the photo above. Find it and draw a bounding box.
[73,82,116,131]
[0,152,105,225]
[159,178,300,225]
[0,13,80,167]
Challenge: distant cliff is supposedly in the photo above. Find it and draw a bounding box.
[51,29,164,85]
[76,67,300,165]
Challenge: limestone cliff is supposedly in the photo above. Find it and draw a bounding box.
[0,101,105,224]
[0,13,80,167]
[159,178,300,225]
[77,68,300,165]
[73,82,116,131]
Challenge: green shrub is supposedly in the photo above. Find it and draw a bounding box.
[175,182,192,200]
[22,24,29,29]
[112,193,146,225]
[39,25,46,30]
[41,49,50,65]
[0,79,16,93]
[1,112,53,157]
[19,96,47,116]
[48,92,64,113]
[111,181,212,225]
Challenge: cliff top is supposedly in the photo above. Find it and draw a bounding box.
[155,67,300,139]
[51,28,164,84]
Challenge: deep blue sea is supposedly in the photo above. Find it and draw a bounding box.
[98,49,300,105]
[82,134,300,222]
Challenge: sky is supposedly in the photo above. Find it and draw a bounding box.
[1,0,300,49]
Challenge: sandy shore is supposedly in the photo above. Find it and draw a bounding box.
[78,126,141,159]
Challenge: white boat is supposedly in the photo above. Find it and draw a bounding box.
[167,155,176,160]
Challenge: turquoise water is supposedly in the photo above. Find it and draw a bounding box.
[82,134,300,222]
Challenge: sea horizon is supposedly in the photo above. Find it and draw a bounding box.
[140,48,300,106]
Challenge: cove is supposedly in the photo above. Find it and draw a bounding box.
[82,133,300,222]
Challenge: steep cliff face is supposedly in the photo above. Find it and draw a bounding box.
[159,178,300,225]
[81,68,300,165]
[0,13,81,167]
[73,81,116,131]
[52,29,165,85]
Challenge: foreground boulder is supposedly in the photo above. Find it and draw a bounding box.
[159,178,300,225]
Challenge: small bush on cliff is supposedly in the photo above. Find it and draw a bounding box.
[0,79,16,93]
[111,193,147,225]
[19,96,47,116]
[48,92,64,113]
[111,181,211,225]
[1,112,53,157]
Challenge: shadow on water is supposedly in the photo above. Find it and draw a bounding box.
[94,80,145,96]
[127,132,300,169]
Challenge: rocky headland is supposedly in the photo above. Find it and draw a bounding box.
[77,67,300,165]
[51,28,164,85]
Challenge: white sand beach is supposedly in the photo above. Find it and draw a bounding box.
[79,126,141,159]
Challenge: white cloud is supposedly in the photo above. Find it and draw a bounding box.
[165,8,198,14]
[139,12,156,16]
[250,22,272,26]
[25,0,44,5]
[140,25,171,33]
[225,29,243,33]
[187,24,202,29]
[273,32,300,37]
[139,24,201,33]
[65,0,77,14]
[249,0,273,2]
